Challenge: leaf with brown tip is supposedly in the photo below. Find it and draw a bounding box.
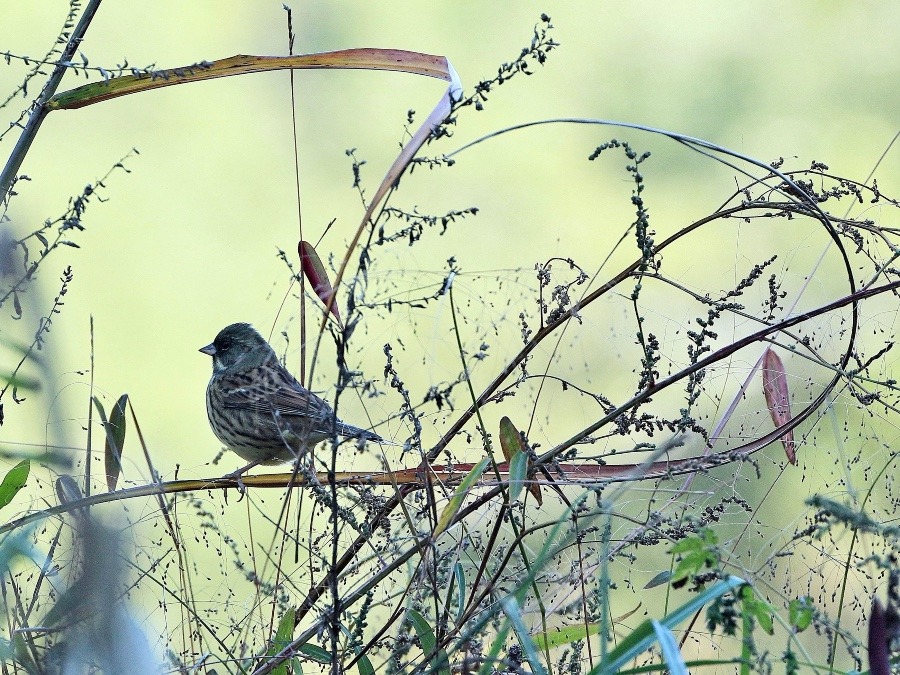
[299,240,341,326]
[762,347,796,464]
[48,50,455,110]
[499,415,525,462]
[499,416,543,506]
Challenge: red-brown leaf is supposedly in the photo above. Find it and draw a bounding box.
[762,347,796,464]
[299,240,341,326]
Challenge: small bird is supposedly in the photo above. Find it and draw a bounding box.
[200,323,383,470]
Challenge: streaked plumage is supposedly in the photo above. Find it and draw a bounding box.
[200,323,382,464]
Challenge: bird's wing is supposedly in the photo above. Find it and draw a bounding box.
[218,367,333,422]
[218,366,382,441]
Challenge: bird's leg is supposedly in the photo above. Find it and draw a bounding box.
[221,459,265,498]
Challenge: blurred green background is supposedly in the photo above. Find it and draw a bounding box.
[1,1,897,484]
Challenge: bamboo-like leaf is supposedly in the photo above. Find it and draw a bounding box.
[268,608,298,675]
[407,609,436,658]
[299,241,341,325]
[528,477,544,505]
[48,50,454,110]
[407,609,450,675]
[508,451,528,503]
[338,621,375,675]
[8,633,39,673]
[762,347,796,464]
[297,643,331,664]
[652,620,689,675]
[478,614,512,675]
[103,394,128,492]
[0,372,40,392]
[355,653,375,675]
[54,474,88,523]
[644,570,672,589]
[453,562,466,626]
[0,460,29,510]
[433,458,489,538]
[42,576,91,627]
[501,597,548,675]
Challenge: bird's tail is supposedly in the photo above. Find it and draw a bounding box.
[336,422,386,444]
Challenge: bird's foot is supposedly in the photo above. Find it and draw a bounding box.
[221,460,262,501]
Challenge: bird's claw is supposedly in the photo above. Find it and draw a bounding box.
[221,460,263,502]
[234,473,248,501]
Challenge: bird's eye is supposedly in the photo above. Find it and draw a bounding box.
[217,338,231,351]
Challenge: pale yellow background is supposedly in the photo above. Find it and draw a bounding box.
[1,1,897,482]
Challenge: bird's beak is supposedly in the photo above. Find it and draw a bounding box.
[199,343,216,356]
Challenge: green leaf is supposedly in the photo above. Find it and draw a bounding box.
[268,608,296,675]
[297,644,331,664]
[508,451,528,503]
[407,609,450,675]
[407,609,436,657]
[355,653,375,675]
[670,530,719,582]
[669,537,703,555]
[789,596,814,632]
[453,563,466,626]
[0,460,29,510]
[433,457,489,538]
[102,394,128,491]
[338,621,375,675]
[740,585,774,635]
[534,622,602,651]
[478,615,512,675]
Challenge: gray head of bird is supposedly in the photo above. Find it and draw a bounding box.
[199,323,274,374]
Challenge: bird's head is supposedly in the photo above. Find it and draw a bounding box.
[199,323,273,374]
